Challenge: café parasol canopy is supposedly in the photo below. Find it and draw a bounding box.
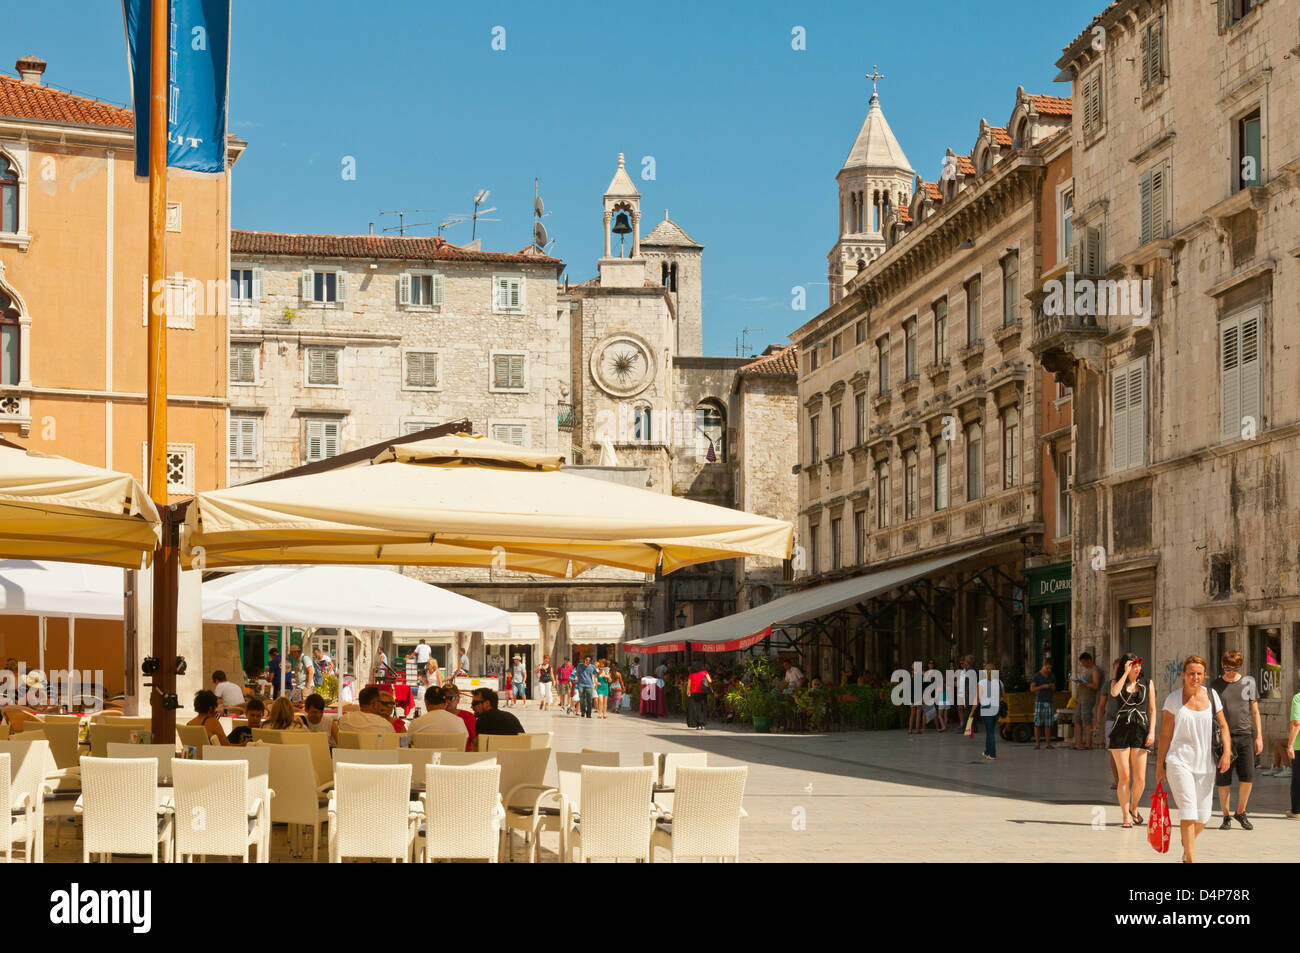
[0,444,161,569]
[182,433,793,575]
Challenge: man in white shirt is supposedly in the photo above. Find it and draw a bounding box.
[338,686,396,734]
[406,687,469,740]
[413,639,433,672]
[782,659,804,692]
[211,670,246,712]
[630,656,642,680]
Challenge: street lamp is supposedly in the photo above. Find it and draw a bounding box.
[676,608,688,629]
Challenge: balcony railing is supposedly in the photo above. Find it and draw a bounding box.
[557,402,575,431]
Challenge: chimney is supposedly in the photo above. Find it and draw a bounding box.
[16,56,46,86]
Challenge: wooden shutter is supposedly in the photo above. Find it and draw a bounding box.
[229,417,257,462]
[323,349,339,384]
[1127,360,1146,467]
[1112,367,1130,470]
[228,417,239,460]
[229,344,255,383]
[335,271,347,303]
[1083,72,1101,136]
[1220,319,1241,439]
[323,420,340,457]
[308,348,324,384]
[508,277,521,309]
[301,269,314,300]
[494,354,523,389]
[1069,238,1083,274]
[306,418,323,461]
[1239,311,1261,430]
[1084,227,1102,275]
[430,274,444,306]
[494,277,508,309]
[935,446,948,510]
[1139,171,1154,245]
[1150,164,1167,240]
[251,266,264,300]
[399,273,411,305]
[405,352,438,388]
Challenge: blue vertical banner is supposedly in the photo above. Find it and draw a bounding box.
[123,0,231,177]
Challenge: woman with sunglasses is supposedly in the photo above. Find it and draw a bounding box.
[1107,653,1156,828]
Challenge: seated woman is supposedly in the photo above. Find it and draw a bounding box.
[263,695,306,731]
[187,690,232,746]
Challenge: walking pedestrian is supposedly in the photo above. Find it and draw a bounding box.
[1156,655,1232,863]
[575,655,596,718]
[1071,652,1101,750]
[511,655,528,709]
[610,667,625,715]
[1106,654,1156,827]
[1285,681,1300,818]
[1095,664,1121,789]
[537,655,554,711]
[1030,658,1057,749]
[557,657,573,714]
[595,659,611,718]
[686,661,711,731]
[977,661,1002,761]
[955,656,975,737]
[1209,651,1262,830]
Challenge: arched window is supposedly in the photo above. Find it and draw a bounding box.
[0,156,19,234]
[0,287,20,385]
[978,148,992,174]
[695,399,725,463]
[1014,119,1029,149]
[632,405,652,442]
[660,261,678,292]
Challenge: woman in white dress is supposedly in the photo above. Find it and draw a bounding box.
[1156,655,1232,863]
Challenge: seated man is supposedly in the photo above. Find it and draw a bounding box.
[300,693,339,745]
[442,683,477,751]
[337,686,396,735]
[377,690,406,733]
[471,687,524,745]
[211,670,246,714]
[226,697,265,745]
[406,686,470,741]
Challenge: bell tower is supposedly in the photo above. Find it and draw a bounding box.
[599,153,645,288]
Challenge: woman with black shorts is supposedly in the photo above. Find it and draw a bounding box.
[1107,653,1157,828]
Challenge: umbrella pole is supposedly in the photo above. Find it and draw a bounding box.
[38,616,45,676]
[68,618,75,703]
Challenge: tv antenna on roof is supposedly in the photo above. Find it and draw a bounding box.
[736,327,764,357]
[379,208,436,236]
[533,178,554,253]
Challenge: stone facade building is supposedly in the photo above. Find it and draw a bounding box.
[1039,0,1300,736]
[789,83,1073,681]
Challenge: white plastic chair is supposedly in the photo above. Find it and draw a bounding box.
[334,749,398,765]
[650,765,747,862]
[172,759,263,863]
[268,744,329,862]
[0,753,31,863]
[567,766,655,862]
[203,745,274,862]
[337,731,399,750]
[328,763,417,862]
[418,764,502,862]
[106,743,176,783]
[0,739,54,862]
[76,756,172,862]
[409,732,468,750]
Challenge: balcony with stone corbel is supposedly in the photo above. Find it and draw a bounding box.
[1027,285,1107,387]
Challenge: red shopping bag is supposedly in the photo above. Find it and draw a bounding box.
[1148,782,1171,853]
[965,712,976,737]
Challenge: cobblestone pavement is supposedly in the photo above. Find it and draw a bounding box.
[43,705,1299,861]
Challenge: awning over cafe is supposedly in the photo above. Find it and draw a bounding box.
[482,611,541,646]
[626,545,999,654]
[565,611,625,644]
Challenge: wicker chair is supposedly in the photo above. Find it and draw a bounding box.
[650,766,747,862]
[409,732,469,750]
[655,752,708,816]
[328,763,418,862]
[76,756,173,862]
[89,723,148,757]
[176,724,212,753]
[480,732,552,751]
[503,750,610,863]
[277,731,333,789]
[41,723,81,773]
[437,752,497,766]
[0,753,32,863]
[567,766,655,863]
[418,764,502,862]
[337,730,400,750]
[106,743,176,783]
[202,745,273,862]
[333,749,398,765]
[172,759,263,862]
[0,739,54,862]
[267,744,329,862]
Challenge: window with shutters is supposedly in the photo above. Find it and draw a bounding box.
[831,403,842,455]
[830,518,843,571]
[832,333,843,359]
[855,319,866,346]
[809,413,820,464]
[808,523,820,575]
[1001,405,1020,489]
[1058,188,1073,266]
[854,392,866,446]
[399,272,445,308]
[965,276,982,345]
[1001,253,1020,328]
[490,423,528,447]
[1235,108,1262,192]
[141,274,197,328]
[402,421,437,436]
[1140,18,1164,90]
[490,352,526,391]
[1082,68,1103,138]
[966,422,983,501]
[1220,308,1262,442]
[229,266,262,302]
[904,318,918,379]
[304,417,342,463]
[228,415,259,464]
[229,343,257,384]
[876,461,891,529]
[0,153,20,235]
[1224,0,1258,27]
[854,509,867,563]
[305,347,340,386]
[1111,357,1148,471]
[933,440,949,511]
[877,335,890,394]
[904,450,918,520]
[1139,162,1169,245]
[301,269,346,305]
[1057,449,1073,536]
[933,297,947,363]
[493,274,523,312]
[402,350,440,391]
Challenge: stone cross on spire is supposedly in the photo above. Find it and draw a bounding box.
[866,65,884,98]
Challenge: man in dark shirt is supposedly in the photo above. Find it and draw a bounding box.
[1031,659,1057,749]
[1210,650,1262,830]
[226,697,264,745]
[472,688,524,744]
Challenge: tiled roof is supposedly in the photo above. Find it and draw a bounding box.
[0,72,133,129]
[896,204,913,224]
[956,155,977,176]
[642,215,701,247]
[230,230,563,267]
[1027,94,1072,117]
[737,343,798,378]
[989,126,1012,147]
[923,181,942,201]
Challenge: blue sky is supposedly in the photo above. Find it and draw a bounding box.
[6,0,1102,355]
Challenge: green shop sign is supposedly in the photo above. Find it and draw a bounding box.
[1026,562,1072,606]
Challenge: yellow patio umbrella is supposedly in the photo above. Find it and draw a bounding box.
[0,445,162,569]
[183,433,793,575]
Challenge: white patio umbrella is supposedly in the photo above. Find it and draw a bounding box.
[0,559,125,686]
[201,565,510,695]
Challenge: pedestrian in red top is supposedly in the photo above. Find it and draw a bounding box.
[558,657,574,715]
[687,661,712,731]
[443,683,477,751]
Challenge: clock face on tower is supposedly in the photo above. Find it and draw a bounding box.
[590,332,656,398]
